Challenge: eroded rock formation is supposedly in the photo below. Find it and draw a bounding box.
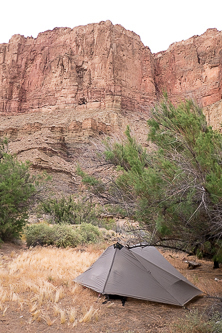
[155,28,222,108]
[0,22,221,117]
[0,20,155,115]
[0,21,222,192]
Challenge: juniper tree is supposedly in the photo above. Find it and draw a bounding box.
[0,139,39,241]
[146,98,222,262]
[77,98,222,264]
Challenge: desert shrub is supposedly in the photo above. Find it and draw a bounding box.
[0,152,37,241]
[39,196,99,225]
[78,223,102,244]
[76,166,105,195]
[78,99,222,261]
[171,309,222,333]
[25,223,82,248]
[25,223,101,247]
[96,218,116,231]
[25,223,54,247]
[52,225,83,248]
[105,205,127,219]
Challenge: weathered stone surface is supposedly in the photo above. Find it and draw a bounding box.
[0,22,222,193]
[0,21,155,115]
[0,23,221,119]
[154,28,222,109]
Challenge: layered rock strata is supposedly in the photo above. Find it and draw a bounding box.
[0,22,222,192]
[155,28,222,108]
[0,21,155,115]
[0,22,221,120]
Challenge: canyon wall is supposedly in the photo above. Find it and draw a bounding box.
[0,20,155,115]
[0,22,221,120]
[155,28,222,107]
[0,21,222,192]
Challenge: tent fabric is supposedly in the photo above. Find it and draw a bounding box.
[74,244,202,306]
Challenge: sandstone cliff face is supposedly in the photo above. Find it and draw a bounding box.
[154,28,222,109]
[0,22,221,118]
[0,20,155,115]
[0,22,222,193]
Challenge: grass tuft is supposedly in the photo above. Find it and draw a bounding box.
[53,304,61,317]
[69,307,76,323]
[60,309,66,324]
[30,302,38,313]
[79,306,98,323]
[3,306,8,316]
[170,309,222,333]
[32,309,41,321]
[43,314,54,326]
[55,287,63,303]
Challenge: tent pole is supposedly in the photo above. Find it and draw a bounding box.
[102,246,118,294]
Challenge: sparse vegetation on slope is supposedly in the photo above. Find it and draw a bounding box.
[39,195,100,225]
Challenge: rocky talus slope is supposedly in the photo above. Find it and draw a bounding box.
[0,21,221,192]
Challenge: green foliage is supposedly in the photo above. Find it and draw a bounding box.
[171,309,222,333]
[0,151,37,241]
[97,218,116,231]
[76,166,105,195]
[77,98,222,258]
[75,98,222,258]
[105,205,127,219]
[78,223,102,244]
[25,223,82,247]
[146,98,222,254]
[39,196,99,224]
[25,223,54,247]
[103,127,152,218]
[116,100,222,256]
[25,222,102,248]
[104,126,148,173]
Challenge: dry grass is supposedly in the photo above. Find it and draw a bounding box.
[69,307,77,323]
[0,244,103,328]
[0,243,222,331]
[79,305,99,323]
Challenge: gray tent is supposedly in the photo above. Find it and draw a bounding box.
[74,243,202,306]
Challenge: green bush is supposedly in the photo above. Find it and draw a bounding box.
[53,225,83,248]
[0,153,37,241]
[78,223,102,244]
[39,196,99,225]
[25,223,53,247]
[25,223,82,248]
[25,223,102,248]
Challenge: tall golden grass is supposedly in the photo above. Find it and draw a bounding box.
[0,245,103,327]
[0,243,222,330]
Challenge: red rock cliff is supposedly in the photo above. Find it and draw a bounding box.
[0,20,155,115]
[1,22,222,193]
[0,22,222,118]
[154,28,222,107]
